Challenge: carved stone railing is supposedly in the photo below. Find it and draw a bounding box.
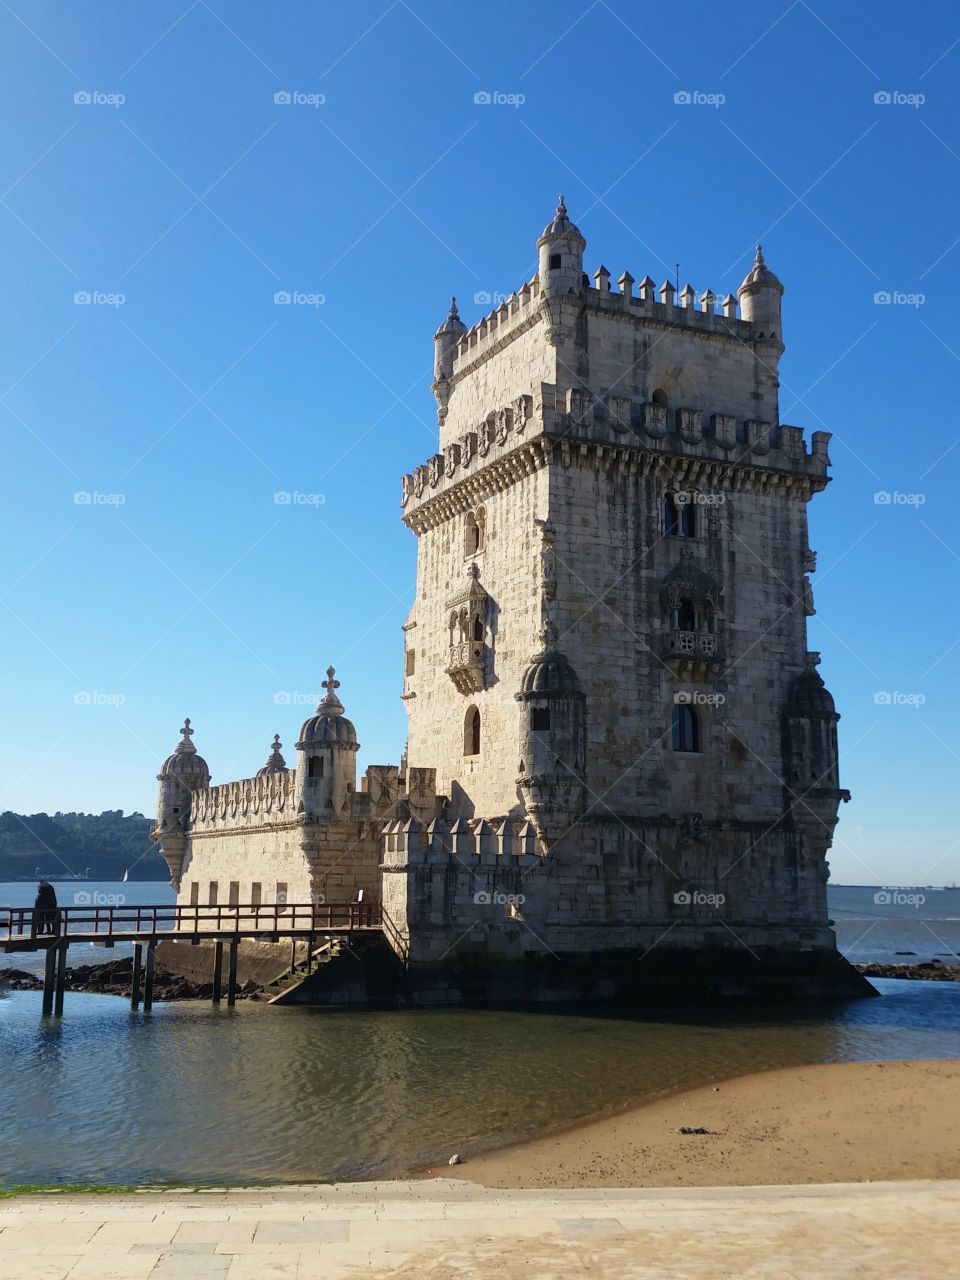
[446,641,487,694]
[664,630,721,660]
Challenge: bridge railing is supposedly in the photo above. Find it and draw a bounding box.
[0,901,382,940]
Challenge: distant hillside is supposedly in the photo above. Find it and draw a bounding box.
[0,810,165,881]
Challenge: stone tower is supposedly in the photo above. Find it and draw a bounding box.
[386,200,864,999]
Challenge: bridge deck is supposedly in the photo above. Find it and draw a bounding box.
[0,902,384,953]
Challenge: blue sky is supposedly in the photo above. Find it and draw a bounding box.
[0,1,957,886]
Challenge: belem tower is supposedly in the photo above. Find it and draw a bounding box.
[150,199,871,1002]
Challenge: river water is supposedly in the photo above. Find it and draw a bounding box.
[1,881,959,1188]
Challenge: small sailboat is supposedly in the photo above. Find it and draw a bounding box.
[121,869,129,883]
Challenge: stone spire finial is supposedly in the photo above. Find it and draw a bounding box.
[316,665,344,716]
[176,718,196,754]
[755,243,765,267]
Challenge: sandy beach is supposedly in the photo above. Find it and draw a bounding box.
[441,1058,960,1188]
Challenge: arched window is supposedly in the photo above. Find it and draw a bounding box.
[531,707,551,732]
[473,615,484,642]
[652,387,668,408]
[475,506,486,551]
[664,492,696,537]
[676,597,696,632]
[464,707,481,756]
[549,253,562,270]
[664,493,680,535]
[308,756,324,779]
[465,511,480,556]
[672,704,699,753]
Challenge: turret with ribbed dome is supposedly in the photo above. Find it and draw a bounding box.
[151,719,210,889]
[295,667,359,817]
[783,653,844,806]
[431,295,467,426]
[737,243,784,346]
[515,624,586,840]
[537,194,586,299]
[256,733,288,777]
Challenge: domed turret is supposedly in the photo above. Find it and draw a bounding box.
[431,296,467,427]
[783,655,842,799]
[295,667,360,817]
[152,719,210,890]
[256,733,288,777]
[737,244,784,345]
[537,195,586,300]
[516,625,586,840]
[159,719,210,788]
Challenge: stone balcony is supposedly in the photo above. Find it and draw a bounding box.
[446,641,487,694]
[663,630,721,661]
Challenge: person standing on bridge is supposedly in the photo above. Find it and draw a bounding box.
[34,880,59,935]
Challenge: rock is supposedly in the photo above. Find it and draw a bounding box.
[448,1154,463,1165]
[676,1126,714,1135]
[895,951,916,956]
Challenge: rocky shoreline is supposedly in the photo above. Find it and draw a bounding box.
[854,959,960,982]
[1,955,265,1001]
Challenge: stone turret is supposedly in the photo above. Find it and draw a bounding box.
[295,667,359,818]
[151,719,210,889]
[256,733,287,777]
[782,652,848,838]
[537,195,585,300]
[516,626,586,842]
[432,296,466,426]
[738,244,784,347]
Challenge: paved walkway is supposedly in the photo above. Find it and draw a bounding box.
[1,1178,957,1278]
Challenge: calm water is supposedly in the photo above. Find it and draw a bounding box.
[1,881,959,1188]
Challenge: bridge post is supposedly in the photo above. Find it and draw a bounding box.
[41,944,56,1016]
[227,939,238,1007]
[131,944,143,1010]
[143,945,156,1012]
[53,941,68,1016]
[212,940,224,1003]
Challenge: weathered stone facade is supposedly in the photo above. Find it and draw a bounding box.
[150,201,867,1001]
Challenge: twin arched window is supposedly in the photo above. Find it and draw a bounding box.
[464,707,481,756]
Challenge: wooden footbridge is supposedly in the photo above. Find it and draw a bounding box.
[0,902,401,1015]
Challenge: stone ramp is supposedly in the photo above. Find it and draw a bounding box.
[1,1178,957,1279]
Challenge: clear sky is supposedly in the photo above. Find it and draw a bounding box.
[1,1,957,886]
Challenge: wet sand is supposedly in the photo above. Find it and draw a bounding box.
[441,1058,960,1188]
